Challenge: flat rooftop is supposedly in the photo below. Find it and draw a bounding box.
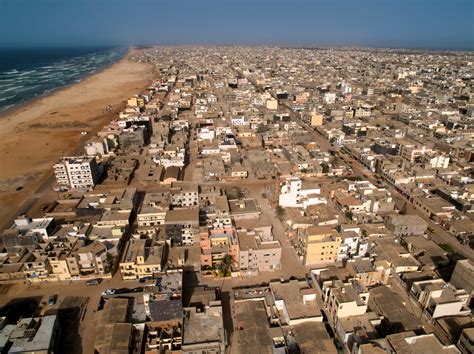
[233,300,273,354]
[183,305,224,346]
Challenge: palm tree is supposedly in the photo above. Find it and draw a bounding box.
[219,254,233,276]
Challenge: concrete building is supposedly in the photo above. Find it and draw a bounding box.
[266,98,278,110]
[137,192,170,232]
[270,280,322,326]
[66,241,109,278]
[457,328,474,354]
[387,332,460,354]
[119,238,165,280]
[182,302,226,353]
[170,182,199,207]
[325,92,336,104]
[238,228,282,273]
[310,112,324,127]
[164,208,200,246]
[279,177,326,209]
[10,215,56,241]
[410,279,470,322]
[398,143,432,162]
[385,214,428,236]
[450,259,474,296]
[54,155,100,189]
[0,315,59,354]
[322,280,369,325]
[200,227,239,270]
[297,226,341,266]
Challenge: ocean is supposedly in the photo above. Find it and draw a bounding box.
[0,47,127,113]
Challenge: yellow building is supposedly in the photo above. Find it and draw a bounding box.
[310,112,324,126]
[266,98,278,110]
[127,96,139,107]
[127,96,145,108]
[120,239,165,280]
[297,226,341,266]
[47,256,71,281]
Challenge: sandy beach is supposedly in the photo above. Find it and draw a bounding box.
[0,49,153,227]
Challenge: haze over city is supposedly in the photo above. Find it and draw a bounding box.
[0,0,473,49]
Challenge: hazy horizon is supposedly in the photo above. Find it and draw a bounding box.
[0,0,473,50]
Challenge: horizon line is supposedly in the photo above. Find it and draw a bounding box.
[0,43,473,53]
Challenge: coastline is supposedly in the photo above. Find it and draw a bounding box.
[0,47,154,229]
[0,47,129,119]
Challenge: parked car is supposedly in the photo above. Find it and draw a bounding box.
[48,294,58,305]
[101,289,116,296]
[40,204,49,211]
[86,278,102,286]
[139,276,152,283]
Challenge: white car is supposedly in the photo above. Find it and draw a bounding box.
[101,289,116,296]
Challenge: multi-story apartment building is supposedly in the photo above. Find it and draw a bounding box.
[296,226,341,266]
[170,182,199,207]
[237,229,282,273]
[119,238,165,280]
[164,208,200,246]
[458,328,474,354]
[321,280,369,325]
[200,227,239,270]
[450,259,474,296]
[409,279,470,322]
[279,177,326,209]
[398,142,432,162]
[66,241,108,277]
[385,214,428,237]
[182,303,226,353]
[137,192,170,233]
[54,155,100,189]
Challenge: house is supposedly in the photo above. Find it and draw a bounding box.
[270,279,322,326]
[296,226,341,266]
[385,214,428,236]
[119,239,166,280]
[182,302,226,353]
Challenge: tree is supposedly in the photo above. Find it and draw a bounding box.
[104,253,117,274]
[276,206,285,220]
[321,163,330,174]
[219,254,233,276]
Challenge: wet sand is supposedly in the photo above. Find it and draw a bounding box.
[0,49,154,227]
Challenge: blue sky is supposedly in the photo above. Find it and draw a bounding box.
[0,0,473,49]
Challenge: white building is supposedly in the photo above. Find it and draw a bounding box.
[410,279,470,322]
[231,116,247,126]
[278,177,326,209]
[341,81,352,95]
[54,155,99,189]
[429,155,450,169]
[324,92,336,104]
[337,225,369,261]
[197,127,216,141]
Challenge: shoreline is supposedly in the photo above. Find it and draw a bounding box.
[0,47,154,229]
[0,47,130,120]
